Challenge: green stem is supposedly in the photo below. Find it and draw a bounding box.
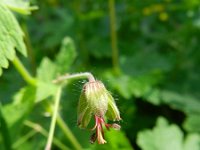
[24,120,70,150]
[109,0,120,72]
[22,24,37,75]
[45,86,62,150]
[53,72,95,83]
[12,130,37,149]
[12,56,37,86]
[57,115,82,150]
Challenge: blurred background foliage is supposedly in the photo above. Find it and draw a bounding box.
[1,0,200,149]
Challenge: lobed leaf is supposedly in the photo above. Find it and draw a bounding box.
[1,0,38,15]
[1,86,35,140]
[137,117,200,150]
[36,58,58,102]
[36,37,77,102]
[55,37,77,74]
[0,3,27,76]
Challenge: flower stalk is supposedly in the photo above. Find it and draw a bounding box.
[53,72,95,83]
[45,86,62,150]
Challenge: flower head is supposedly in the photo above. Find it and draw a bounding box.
[77,79,121,144]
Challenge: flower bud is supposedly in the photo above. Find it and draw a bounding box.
[77,80,108,128]
[77,79,121,144]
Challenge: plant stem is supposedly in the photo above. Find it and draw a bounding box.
[108,0,120,72]
[53,72,95,83]
[22,24,37,75]
[12,130,37,149]
[24,120,70,150]
[12,56,37,86]
[56,114,82,150]
[45,86,62,150]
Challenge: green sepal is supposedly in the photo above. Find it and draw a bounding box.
[77,91,91,128]
[106,92,121,121]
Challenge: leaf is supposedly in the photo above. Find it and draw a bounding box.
[184,134,200,150]
[144,88,161,105]
[103,71,155,99]
[55,37,77,74]
[88,37,111,58]
[160,90,200,114]
[37,58,57,83]
[120,52,173,76]
[90,129,133,150]
[1,86,35,139]
[1,0,38,15]
[104,130,133,150]
[183,114,200,133]
[104,73,133,99]
[36,37,77,102]
[0,103,12,150]
[137,117,183,150]
[36,57,58,102]
[137,117,200,150]
[144,89,200,115]
[0,3,27,76]
[2,86,35,127]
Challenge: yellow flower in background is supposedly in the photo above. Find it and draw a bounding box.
[143,7,152,16]
[159,12,169,21]
[143,4,165,16]
[152,4,164,12]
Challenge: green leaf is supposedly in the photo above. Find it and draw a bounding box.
[137,117,183,150]
[183,114,200,132]
[120,52,173,76]
[184,134,200,150]
[90,130,133,150]
[36,57,58,102]
[0,104,12,150]
[103,71,155,99]
[2,86,35,127]
[144,89,200,114]
[144,88,161,105]
[103,130,132,150]
[36,37,77,102]
[37,58,57,83]
[1,86,35,139]
[160,90,200,114]
[0,3,27,76]
[88,37,111,58]
[1,0,38,15]
[55,37,77,74]
[137,117,200,150]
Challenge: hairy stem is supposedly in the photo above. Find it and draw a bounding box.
[45,86,62,150]
[109,0,120,72]
[12,56,37,86]
[57,115,82,150]
[53,72,95,83]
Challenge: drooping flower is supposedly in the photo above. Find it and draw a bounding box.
[77,79,121,144]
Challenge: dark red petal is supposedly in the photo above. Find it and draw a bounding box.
[90,133,97,144]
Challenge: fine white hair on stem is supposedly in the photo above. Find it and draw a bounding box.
[52,72,95,84]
